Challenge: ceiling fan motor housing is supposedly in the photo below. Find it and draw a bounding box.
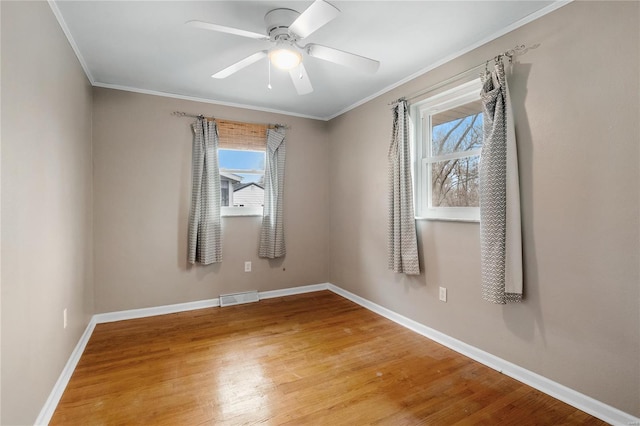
[264,8,301,41]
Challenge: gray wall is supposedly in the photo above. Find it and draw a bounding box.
[92,88,329,313]
[327,1,639,416]
[1,2,94,424]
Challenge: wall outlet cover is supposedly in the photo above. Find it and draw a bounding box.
[439,287,447,302]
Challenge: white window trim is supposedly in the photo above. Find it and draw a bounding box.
[220,168,264,175]
[222,206,263,217]
[412,78,483,222]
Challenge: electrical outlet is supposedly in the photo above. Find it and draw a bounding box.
[244,261,252,272]
[439,287,447,302]
[63,308,68,329]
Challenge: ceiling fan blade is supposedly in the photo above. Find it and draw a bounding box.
[289,63,313,95]
[306,44,380,74]
[289,0,340,39]
[187,20,267,40]
[212,51,268,79]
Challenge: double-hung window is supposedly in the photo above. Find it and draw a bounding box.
[217,120,266,217]
[412,78,483,221]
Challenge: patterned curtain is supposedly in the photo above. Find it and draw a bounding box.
[388,100,420,275]
[479,60,523,303]
[187,118,222,265]
[259,128,286,258]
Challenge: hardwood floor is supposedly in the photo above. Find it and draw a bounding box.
[51,291,606,425]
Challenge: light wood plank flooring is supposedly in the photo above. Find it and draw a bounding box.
[51,291,606,425]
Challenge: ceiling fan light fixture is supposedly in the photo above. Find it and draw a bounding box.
[269,47,302,70]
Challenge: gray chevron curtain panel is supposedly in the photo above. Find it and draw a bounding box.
[188,118,222,265]
[479,60,523,303]
[388,100,420,275]
[259,128,286,259]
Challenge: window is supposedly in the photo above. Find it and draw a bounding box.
[217,120,267,217]
[412,78,483,221]
[219,149,265,216]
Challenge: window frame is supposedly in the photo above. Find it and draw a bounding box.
[219,148,266,217]
[411,78,483,222]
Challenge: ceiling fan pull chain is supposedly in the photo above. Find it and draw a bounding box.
[268,60,272,90]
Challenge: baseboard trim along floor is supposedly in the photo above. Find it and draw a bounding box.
[36,283,639,426]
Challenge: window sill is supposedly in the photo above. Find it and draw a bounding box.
[222,207,263,217]
[416,216,479,223]
[416,207,479,223]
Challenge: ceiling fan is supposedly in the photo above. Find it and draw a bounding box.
[187,0,380,95]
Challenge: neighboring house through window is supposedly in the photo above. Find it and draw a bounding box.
[232,182,264,207]
[412,78,483,221]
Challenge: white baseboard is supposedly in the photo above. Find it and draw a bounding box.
[93,298,220,324]
[92,284,331,324]
[35,317,97,426]
[259,283,329,300]
[326,283,639,426]
[37,282,638,426]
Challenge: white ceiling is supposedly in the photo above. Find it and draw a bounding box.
[52,1,560,120]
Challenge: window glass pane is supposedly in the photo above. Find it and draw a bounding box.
[234,173,264,184]
[431,156,479,207]
[218,149,265,170]
[431,100,483,156]
[218,148,266,211]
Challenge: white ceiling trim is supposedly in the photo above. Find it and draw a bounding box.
[324,0,572,120]
[92,82,324,121]
[49,0,325,121]
[48,0,570,122]
[47,0,95,85]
